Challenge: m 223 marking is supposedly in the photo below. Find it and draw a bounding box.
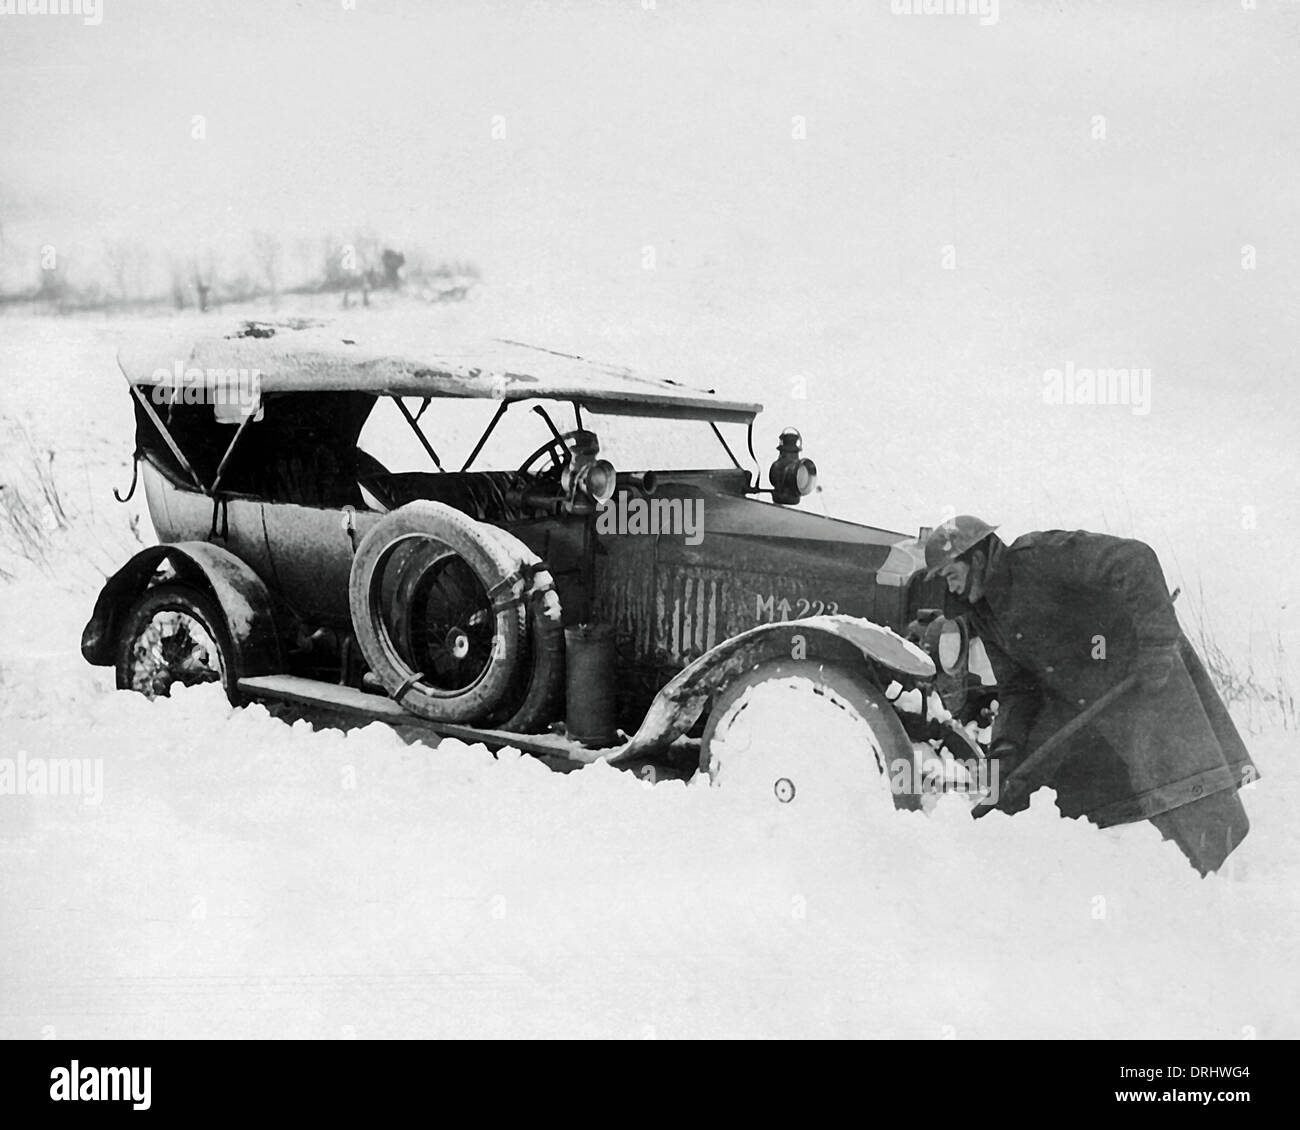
[755,594,839,623]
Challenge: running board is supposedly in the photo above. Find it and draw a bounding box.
[237,674,614,765]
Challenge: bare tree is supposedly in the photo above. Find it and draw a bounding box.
[321,232,347,288]
[103,239,133,303]
[130,244,152,303]
[292,236,317,292]
[381,248,405,288]
[38,247,71,311]
[349,227,381,306]
[189,248,219,313]
[166,255,189,310]
[102,238,152,306]
[250,230,282,307]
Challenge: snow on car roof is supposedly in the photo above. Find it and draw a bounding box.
[117,318,762,424]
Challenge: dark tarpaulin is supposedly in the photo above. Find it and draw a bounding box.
[972,530,1257,874]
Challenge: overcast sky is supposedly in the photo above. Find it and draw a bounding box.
[2,2,1295,308]
[3,0,1298,646]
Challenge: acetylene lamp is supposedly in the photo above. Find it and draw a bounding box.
[575,458,617,505]
[923,615,969,675]
[769,428,818,505]
[564,431,618,506]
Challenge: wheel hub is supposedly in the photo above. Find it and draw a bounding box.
[445,627,471,660]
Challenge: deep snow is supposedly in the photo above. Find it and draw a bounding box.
[0,307,1296,1039]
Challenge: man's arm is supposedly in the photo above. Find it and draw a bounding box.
[981,635,1041,756]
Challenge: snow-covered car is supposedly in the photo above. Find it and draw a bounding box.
[82,319,986,797]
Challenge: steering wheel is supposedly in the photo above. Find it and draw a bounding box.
[355,447,398,511]
[517,429,590,480]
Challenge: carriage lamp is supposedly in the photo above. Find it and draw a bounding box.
[769,428,818,505]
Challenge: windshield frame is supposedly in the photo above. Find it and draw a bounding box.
[385,396,749,475]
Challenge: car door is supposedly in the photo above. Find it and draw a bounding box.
[141,461,277,594]
[260,501,382,628]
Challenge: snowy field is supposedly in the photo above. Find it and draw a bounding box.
[0,299,1295,1040]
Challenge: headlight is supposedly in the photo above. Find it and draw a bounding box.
[924,615,968,675]
[577,458,617,505]
[937,618,966,674]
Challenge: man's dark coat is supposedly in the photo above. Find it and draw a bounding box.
[970,530,1256,872]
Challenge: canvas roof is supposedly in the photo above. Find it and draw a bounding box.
[118,318,761,424]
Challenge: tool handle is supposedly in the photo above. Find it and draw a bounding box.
[971,672,1140,819]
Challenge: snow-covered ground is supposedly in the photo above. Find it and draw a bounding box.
[1,305,1296,1039]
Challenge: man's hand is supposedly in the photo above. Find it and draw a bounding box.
[988,738,1021,775]
[1137,643,1176,693]
[986,739,1032,814]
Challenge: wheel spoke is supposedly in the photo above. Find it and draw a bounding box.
[402,552,494,692]
[128,607,223,698]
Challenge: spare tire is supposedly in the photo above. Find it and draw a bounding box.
[348,501,530,724]
[474,524,566,733]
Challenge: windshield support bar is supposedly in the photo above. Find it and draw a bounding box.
[210,408,258,495]
[395,397,444,472]
[124,379,207,494]
[461,401,508,472]
[710,421,743,471]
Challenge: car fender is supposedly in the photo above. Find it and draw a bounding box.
[82,541,283,676]
[611,615,934,761]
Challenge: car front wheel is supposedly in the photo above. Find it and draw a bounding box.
[701,658,924,812]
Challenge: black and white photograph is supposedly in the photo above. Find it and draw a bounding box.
[0,0,1295,1076]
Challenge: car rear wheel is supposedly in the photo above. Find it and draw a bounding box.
[115,582,237,701]
[701,659,923,812]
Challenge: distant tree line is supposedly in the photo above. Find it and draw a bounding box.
[0,227,481,314]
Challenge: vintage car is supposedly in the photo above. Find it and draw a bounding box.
[83,319,990,799]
